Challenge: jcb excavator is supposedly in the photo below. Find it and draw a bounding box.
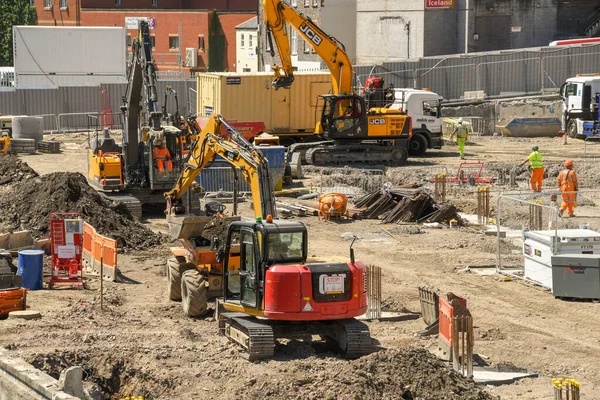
[263,0,412,165]
[164,114,372,360]
[87,21,188,216]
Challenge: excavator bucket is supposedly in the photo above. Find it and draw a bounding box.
[167,214,213,240]
[168,214,242,241]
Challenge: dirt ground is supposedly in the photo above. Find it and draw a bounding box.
[2,134,600,399]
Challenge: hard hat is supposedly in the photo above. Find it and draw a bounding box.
[565,160,573,168]
[457,118,463,123]
[532,145,539,151]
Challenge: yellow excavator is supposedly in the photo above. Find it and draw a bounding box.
[263,0,412,165]
[0,133,10,154]
[87,21,187,216]
[164,114,372,361]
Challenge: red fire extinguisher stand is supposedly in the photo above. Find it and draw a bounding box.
[49,212,84,289]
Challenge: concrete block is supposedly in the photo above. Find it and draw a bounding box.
[58,366,87,399]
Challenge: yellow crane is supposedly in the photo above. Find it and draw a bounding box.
[263,0,412,165]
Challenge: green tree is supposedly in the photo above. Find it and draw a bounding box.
[207,10,225,72]
[0,0,37,66]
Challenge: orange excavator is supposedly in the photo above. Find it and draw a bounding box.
[164,114,372,360]
[263,0,412,165]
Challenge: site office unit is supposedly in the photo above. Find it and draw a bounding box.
[79,11,255,73]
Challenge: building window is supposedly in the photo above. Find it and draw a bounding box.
[304,40,310,53]
[29,0,34,5]
[151,0,157,7]
[198,36,205,52]
[60,0,67,9]
[150,35,156,48]
[115,0,121,6]
[291,0,297,6]
[266,33,271,51]
[44,0,51,9]
[243,68,251,72]
[304,0,310,5]
[312,0,318,6]
[290,28,297,55]
[169,36,179,49]
[249,34,253,48]
[126,35,131,48]
[241,34,245,47]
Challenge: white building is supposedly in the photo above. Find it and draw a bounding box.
[236,17,259,73]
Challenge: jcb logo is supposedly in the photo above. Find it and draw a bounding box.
[300,23,322,46]
[369,118,386,125]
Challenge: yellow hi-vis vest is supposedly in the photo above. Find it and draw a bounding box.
[455,124,468,138]
[528,151,543,169]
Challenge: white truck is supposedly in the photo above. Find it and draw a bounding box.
[560,75,600,138]
[388,88,444,156]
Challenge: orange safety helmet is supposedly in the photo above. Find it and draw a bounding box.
[564,160,574,168]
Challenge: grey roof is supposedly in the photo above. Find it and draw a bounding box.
[236,16,258,30]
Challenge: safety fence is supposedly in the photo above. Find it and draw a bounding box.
[82,222,118,282]
[495,190,600,273]
[354,43,600,101]
[365,265,382,320]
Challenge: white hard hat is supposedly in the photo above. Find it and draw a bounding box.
[457,118,463,123]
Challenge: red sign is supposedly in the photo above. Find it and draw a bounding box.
[426,0,455,8]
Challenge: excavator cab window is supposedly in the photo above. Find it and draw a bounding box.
[239,228,259,308]
[321,95,365,137]
[266,231,304,263]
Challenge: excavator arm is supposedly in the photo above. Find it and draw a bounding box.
[263,0,353,95]
[120,20,163,174]
[165,115,277,222]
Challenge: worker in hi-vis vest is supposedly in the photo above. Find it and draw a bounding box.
[520,145,544,192]
[153,140,173,175]
[449,118,469,159]
[557,159,578,217]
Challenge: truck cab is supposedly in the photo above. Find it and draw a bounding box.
[560,75,600,138]
[388,89,444,156]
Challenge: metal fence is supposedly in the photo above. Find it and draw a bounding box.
[354,43,600,101]
[0,78,197,128]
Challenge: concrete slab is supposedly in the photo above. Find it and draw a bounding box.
[8,311,41,320]
[357,311,421,322]
[472,369,538,385]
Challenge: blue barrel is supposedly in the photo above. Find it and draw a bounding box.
[17,249,44,290]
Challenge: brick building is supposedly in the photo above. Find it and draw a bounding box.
[31,0,257,72]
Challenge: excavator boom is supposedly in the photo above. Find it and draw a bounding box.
[165,114,277,239]
[263,0,353,94]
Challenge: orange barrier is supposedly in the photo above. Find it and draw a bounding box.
[0,288,26,317]
[82,222,118,281]
[438,297,454,346]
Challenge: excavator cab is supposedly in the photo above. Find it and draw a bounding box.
[317,94,368,140]
[222,220,308,309]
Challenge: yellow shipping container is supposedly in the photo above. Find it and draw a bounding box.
[196,72,332,135]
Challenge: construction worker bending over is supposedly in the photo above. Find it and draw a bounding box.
[153,141,173,176]
[520,145,544,192]
[557,160,578,217]
[449,118,469,159]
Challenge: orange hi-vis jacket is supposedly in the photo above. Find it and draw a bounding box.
[558,169,578,202]
[153,146,171,161]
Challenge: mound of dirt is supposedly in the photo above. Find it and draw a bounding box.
[0,171,163,251]
[0,153,38,185]
[236,348,497,400]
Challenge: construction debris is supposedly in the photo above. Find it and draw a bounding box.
[36,140,61,153]
[0,169,162,251]
[354,186,462,225]
[0,154,38,185]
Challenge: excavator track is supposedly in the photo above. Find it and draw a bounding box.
[99,192,143,220]
[304,143,408,166]
[220,312,275,361]
[330,318,373,359]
